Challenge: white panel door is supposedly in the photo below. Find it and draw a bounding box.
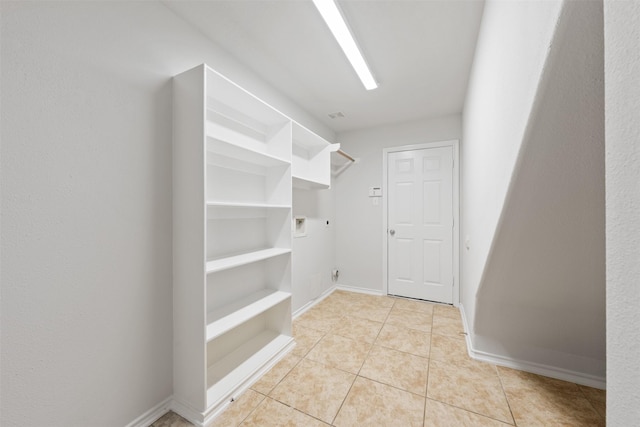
[388,146,454,303]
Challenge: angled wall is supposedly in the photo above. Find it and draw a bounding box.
[461,0,606,385]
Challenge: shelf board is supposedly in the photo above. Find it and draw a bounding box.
[206,290,291,342]
[292,175,330,190]
[206,201,291,209]
[207,331,293,408]
[292,122,330,152]
[207,122,290,167]
[206,247,291,274]
[205,67,289,128]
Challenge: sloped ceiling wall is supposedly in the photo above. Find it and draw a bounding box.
[462,0,605,382]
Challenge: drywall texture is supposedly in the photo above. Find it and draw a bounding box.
[461,0,563,339]
[604,0,640,422]
[335,115,462,293]
[0,2,333,426]
[292,189,336,313]
[463,0,606,382]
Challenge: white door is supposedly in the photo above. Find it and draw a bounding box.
[387,146,454,303]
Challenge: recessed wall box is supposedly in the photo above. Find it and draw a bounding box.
[293,216,307,238]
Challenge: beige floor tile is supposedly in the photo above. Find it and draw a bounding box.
[431,313,465,338]
[498,367,604,426]
[359,345,429,395]
[270,358,355,424]
[433,304,461,319]
[393,297,436,314]
[240,397,329,427]
[305,333,372,374]
[430,333,468,363]
[386,306,433,332]
[151,411,193,427]
[313,293,353,314]
[334,376,425,427]
[196,291,601,427]
[294,308,344,332]
[291,324,325,357]
[210,389,265,427]
[350,301,393,322]
[424,399,512,426]
[428,359,513,424]
[251,354,301,395]
[332,289,356,299]
[332,315,383,343]
[579,384,606,419]
[348,292,396,308]
[375,323,431,357]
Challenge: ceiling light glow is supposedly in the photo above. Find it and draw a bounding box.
[312,0,378,90]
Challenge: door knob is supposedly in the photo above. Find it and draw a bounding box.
[389,229,395,236]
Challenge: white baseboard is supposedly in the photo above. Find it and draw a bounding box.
[170,398,205,427]
[292,285,337,319]
[335,284,385,296]
[125,396,172,427]
[292,284,388,320]
[458,304,606,390]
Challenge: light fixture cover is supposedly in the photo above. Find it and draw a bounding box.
[312,0,378,90]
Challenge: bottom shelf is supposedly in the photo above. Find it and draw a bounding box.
[206,331,293,407]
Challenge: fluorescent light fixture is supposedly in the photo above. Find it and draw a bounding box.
[312,0,378,90]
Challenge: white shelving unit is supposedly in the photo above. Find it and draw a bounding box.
[292,122,340,189]
[173,64,295,425]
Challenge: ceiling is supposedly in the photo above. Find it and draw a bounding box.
[164,0,485,134]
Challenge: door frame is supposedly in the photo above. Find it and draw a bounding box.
[382,140,460,306]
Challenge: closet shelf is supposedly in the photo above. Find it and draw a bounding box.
[292,122,331,155]
[207,331,293,407]
[206,247,291,274]
[206,290,291,342]
[292,175,330,190]
[206,201,291,209]
[206,124,290,167]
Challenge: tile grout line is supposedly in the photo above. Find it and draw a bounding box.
[423,300,436,426]
[495,365,518,426]
[425,395,517,426]
[233,391,267,427]
[576,385,606,422]
[330,295,396,426]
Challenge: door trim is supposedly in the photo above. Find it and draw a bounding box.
[382,140,460,306]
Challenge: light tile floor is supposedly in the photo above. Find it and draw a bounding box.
[152,290,606,426]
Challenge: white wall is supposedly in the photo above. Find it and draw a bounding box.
[292,188,336,313]
[462,0,606,384]
[334,115,462,293]
[0,2,333,426]
[604,0,640,422]
[461,0,563,338]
